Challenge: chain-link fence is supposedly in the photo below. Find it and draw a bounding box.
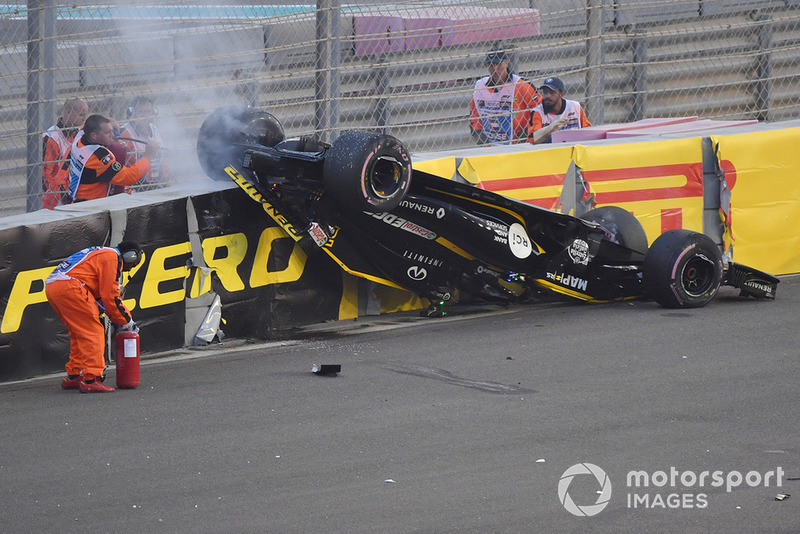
[2,0,799,218]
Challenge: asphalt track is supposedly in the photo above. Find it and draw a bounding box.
[2,278,798,534]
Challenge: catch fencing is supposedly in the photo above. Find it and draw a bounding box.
[1,0,799,217]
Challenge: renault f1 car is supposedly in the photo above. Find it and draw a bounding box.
[197,106,778,316]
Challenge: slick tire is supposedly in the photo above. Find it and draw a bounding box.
[643,229,724,308]
[197,105,285,181]
[581,206,648,255]
[323,130,412,212]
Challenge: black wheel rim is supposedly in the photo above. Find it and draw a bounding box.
[241,115,284,147]
[680,253,717,297]
[368,156,404,199]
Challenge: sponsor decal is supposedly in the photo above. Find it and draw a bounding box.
[0,229,308,334]
[322,227,339,249]
[402,250,444,268]
[430,289,451,301]
[102,154,111,165]
[508,222,534,259]
[366,212,437,240]
[546,272,588,292]
[399,200,436,216]
[407,266,427,281]
[436,207,446,219]
[261,202,304,239]
[568,238,590,265]
[111,161,123,172]
[483,219,509,232]
[307,222,328,247]
[480,218,544,255]
[743,280,773,295]
[226,166,304,240]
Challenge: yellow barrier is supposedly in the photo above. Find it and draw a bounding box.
[573,139,704,243]
[415,131,797,275]
[420,139,704,244]
[457,146,574,208]
[712,127,800,275]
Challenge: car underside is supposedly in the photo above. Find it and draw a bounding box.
[197,105,779,315]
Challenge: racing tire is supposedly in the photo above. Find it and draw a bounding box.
[643,229,723,308]
[323,130,412,212]
[197,105,285,181]
[581,206,648,255]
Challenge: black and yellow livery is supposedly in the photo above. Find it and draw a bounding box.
[199,106,779,313]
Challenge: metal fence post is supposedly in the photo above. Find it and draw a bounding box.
[373,56,391,133]
[585,0,605,125]
[315,0,340,143]
[263,25,274,68]
[78,44,86,87]
[43,0,55,134]
[631,27,648,122]
[26,0,43,213]
[753,12,773,122]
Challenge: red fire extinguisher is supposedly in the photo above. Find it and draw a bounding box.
[115,330,140,389]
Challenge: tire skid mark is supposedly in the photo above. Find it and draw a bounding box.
[381,362,534,395]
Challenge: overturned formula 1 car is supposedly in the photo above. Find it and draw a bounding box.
[196,106,778,316]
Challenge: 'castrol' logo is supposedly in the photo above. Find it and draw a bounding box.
[366,212,437,240]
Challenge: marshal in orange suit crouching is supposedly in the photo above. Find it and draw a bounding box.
[45,242,143,393]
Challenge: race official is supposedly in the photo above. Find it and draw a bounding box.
[41,98,88,209]
[65,114,160,202]
[119,96,169,188]
[45,242,143,393]
[528,77,592,144]
[469,45,541,145]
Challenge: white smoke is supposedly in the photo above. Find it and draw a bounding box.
[91,3,316,186]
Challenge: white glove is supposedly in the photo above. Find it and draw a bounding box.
[121,320,139,333]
